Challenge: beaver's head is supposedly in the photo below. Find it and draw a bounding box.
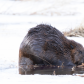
[70,40,84,65]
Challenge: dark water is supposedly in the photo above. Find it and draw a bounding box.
[26,66,84,75]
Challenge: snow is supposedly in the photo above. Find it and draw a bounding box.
[0,0,84,83]
[1,74,84,83]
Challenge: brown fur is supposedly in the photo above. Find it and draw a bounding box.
[19,24,84,74]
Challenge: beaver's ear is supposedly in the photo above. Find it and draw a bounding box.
[70,45,74,49]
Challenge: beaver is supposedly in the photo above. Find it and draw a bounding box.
[19,24,84,74]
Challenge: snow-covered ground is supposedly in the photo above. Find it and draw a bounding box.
[0,0,84,83]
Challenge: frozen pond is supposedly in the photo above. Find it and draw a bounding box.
[22,66,84,75]
[0,14,84,76]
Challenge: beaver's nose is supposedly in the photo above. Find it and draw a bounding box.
[82,57,84,63]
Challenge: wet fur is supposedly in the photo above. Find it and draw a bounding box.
[19,24,84,74]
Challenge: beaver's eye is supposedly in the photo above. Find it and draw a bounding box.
[79,51,82,54]
[70,45,74,49]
